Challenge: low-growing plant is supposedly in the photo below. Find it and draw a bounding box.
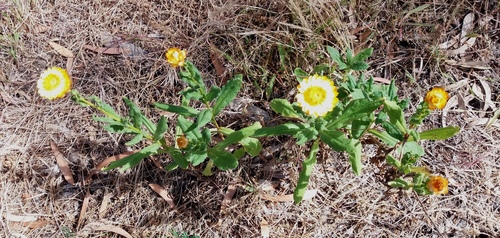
[37,46,459,204]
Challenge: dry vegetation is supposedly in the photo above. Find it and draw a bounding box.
[1,0,499,237]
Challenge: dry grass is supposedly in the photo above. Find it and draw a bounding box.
[1,0,499,237]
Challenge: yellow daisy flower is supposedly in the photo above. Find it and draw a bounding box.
[166,48,187,67]
[296,74,339,117]
[427,175,449,195]
[37,67,72,100]
[425,87,449,110]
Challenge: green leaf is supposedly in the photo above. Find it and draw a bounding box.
[353,48,373,62]
[398,141,424,157]
[270,99,300,118]
[294,68,309,83]
[125,134,144,146]
[185,149,207,166]
[252,122,307,137]
[103,125,136,134]
[383,99,407,133]
[327,46,348,70]
[168,147,189,169]
[206,86,221,102]
[208,148,238,170]
[293,139,319,204]
[177,116,201,138]
[348,140,363,175]
[153,116,168,141]
[345,49,354,65]
[164,162,178,172]
[319,130,353,152]
[388,80,397,101]
[313,64,330,75]
[233,147,246,159]
[196,109,213,128]
[212,75,242,116]
[349,61,369,71]
[380,121,404,141]
[294,127,318,145]
[413,172,426,186]
[386,154,401,168]
[214,122,262,150]
[141,115,156,135]
[327,98,384,129]
[103,143,161,171]
[123,97,142,128]
[154,103,199,117]
[368,129,399,146]
[419,126,460,140]
[240,137,262,156]
[90,96,121,119]
[388,178,411,189]
[92,116,122,125]
[351,115,373,139]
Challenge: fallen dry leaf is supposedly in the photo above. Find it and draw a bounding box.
[209,44,229,85]
[261,190,317,202]
[98,190,113,219]
[50,141,75,185]
[261,218,270,238]
[4,212,38,222]
[148,183,178,213]
[22,220,49,229]
[77,189,91,230]
[85,222,133,238]
[83,45,124,55]
[49,41,74,58]
[86,150,137,182]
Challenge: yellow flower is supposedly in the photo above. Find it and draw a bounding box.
[296,74,339,117]
[425,87,449,110]
[427,175,449,195]
[37,67,72,100]
[166,48,187,67]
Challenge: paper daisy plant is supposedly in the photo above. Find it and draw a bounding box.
[37,67,72,100]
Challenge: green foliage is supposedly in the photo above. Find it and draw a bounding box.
[71,46,458,205]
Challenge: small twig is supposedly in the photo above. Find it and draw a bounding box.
[412,190,445,238]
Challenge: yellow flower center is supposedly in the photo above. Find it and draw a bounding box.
[43,74,61,90]
[303,86,326,106]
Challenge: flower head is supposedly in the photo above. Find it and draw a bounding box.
[427,175,449,195]
[296,74,339,117]
[166,48,187,67]
[425,87,449,110]
[37,67,72,100]
[177,135,189,149]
